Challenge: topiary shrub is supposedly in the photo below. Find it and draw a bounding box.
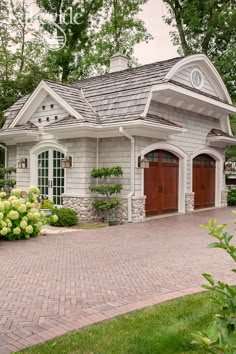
[50,207,78,227]
[227,189,236,206]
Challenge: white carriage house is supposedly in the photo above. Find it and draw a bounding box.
[1,54,236,223]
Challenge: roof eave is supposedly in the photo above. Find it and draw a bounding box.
[46,120,186,139]
[0,130,39,145]
[207,136,236,147]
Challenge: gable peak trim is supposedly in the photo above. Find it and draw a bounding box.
[9,81,84,128]
[163,54,232,104]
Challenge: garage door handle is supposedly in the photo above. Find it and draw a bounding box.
[159,186,163,193]
[202,184,204,190]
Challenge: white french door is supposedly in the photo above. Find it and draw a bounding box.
[37,149,65,205]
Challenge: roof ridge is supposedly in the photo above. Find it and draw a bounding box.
[73,56,183,86]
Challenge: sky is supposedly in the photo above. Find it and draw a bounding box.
[135,0,178,64]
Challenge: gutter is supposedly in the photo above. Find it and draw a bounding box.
[119,127,135,223]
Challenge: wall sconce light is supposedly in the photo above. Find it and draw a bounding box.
[18,158,28,169]
[138,156,150,169]
[62,156,72,168]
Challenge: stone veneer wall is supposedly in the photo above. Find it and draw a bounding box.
[185,192,195,212]
[221,190,228,207]
[63,196,146,223]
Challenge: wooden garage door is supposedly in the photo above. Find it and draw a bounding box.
[193,154,215,209]
[144,150,179,216]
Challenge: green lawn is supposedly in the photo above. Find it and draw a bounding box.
[18,291,217,354]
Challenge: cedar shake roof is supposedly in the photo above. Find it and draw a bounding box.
[47,113,182,130]
[207,128,231,137]
[2,121,39,133]
[3,55,229,132]
[3,57,182,129]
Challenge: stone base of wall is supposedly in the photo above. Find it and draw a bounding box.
[63,196,99,222]
[63,196,146,223]
[185,192,195,212]
[221,190,228,207]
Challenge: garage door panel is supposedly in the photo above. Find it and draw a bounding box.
[193,154,215,209]
[144,150,179,216]
[161,165,178,213]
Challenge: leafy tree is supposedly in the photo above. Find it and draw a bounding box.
[91,0,152,72]
[0,0,48,127]
[37,0,105,81]
[37,0,152,81]
[162,0,236,100]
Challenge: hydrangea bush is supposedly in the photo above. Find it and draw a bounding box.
[0,186,58,240]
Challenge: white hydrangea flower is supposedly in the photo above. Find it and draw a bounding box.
[11,200,22,209]
[1,227,8,236]
[20,220,27,229]
[26,225,33,234]
[9,196,18,202]
[13,227,21,235]
[8,210,19,220]
[29,186,40,194]
[0,212,3,220]
[18,205,27,214]
[4,201,10,209]
[0,202,4,211]
[36,222,43,229]
[27,212,34,220]
[6,219,12,228]
[11,189,22,197]
[51,215,58,223]
[0,192,7,199]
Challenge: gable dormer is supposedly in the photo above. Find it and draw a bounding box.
[163,54,232,104]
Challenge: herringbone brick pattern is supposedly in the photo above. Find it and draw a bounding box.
[0,208,235,353]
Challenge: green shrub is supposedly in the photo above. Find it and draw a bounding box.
[40,197,54,209]
[192,217,236,352]
[227,189,236,206]
[0,186,50,240]
[50,207,78,227]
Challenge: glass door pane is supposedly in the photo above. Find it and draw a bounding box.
[38,151,49,197]
[52,150,65,205]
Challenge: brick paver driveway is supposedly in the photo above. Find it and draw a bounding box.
[1,208,236,353]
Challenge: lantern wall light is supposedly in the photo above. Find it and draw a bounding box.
[138,156,150,169]
[62,156,73,168]
[17,158,28,169]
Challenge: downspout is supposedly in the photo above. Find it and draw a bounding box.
[119,127,135,223]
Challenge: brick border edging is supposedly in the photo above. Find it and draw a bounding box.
[3,286,203,353]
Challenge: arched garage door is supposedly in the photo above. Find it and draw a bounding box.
[193,154,215,209]
[144,150,179,216]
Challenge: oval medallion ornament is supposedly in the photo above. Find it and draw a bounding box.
[191,69,204,89]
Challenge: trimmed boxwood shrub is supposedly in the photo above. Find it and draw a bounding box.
[50,207,78,227]
[227,189,236,206]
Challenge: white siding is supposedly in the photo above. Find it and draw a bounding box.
[7,145,17,181]
[16,143,35,190]
[30,95,68,127]
[98,137,131,195]
[59,138,97,195]
[173,65,219,98]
